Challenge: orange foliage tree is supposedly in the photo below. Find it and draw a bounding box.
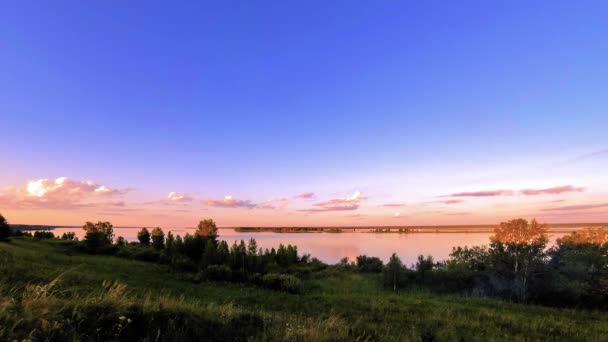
[557,227,608,245]
[195,219,219,239]
[490,218,548,300]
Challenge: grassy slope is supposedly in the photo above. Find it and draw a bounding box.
[2,238,608,341]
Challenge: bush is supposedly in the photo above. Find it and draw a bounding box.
[260,273,303,294]
[201,265,233,282]
[133,248,161,262]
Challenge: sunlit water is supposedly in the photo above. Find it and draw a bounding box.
[41,227,570,265]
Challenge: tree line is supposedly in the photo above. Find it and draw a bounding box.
[346,218,608,308]
[3,213,608,307]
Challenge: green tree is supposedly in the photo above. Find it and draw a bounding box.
[61,232,76,240]
[137,227,151,246]
[415,255,435,279]
[151,227,165,250]
[217,240,229,264]
[115,236,127,246]
[195,219,219,243]
[202,239,217,268]
[384,253,404,292]
[82,221,114,249]
[0,214,11,241]
[165,232,175,252]
[489,218,548,301]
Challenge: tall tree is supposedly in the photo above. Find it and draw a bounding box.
[195,219,218,242]
[151,227,165,250]
[384,253,404,292]
[137,227,151,246]
[82,221,114,249]
[490,218,548,300]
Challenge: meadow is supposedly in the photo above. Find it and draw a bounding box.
[2,237,608,341]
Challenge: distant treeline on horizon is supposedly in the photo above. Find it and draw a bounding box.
[13,222,608,232]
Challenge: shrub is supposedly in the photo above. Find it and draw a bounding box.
[201,265,233,282]
[133,248,161,262]
[260,273,303,294]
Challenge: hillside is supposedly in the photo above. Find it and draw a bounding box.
[1,237,607,341]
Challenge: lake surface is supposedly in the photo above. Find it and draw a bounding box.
[44,227,569,265]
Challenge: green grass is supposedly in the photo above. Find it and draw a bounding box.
[2,238,608,341]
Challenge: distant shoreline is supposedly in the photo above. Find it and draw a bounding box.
[14,223,607,234]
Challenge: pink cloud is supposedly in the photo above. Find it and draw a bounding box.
[167,192,193,203]
[447,190,514,197]
[294,192,315,199]
[0,177,130,210]
[203,195,256,209]
[382,203,406,208]
[299,191,366,213]
[257,197,289,209]
[439,199,464,204]
[521,185,584,196]
[541,203,608,212]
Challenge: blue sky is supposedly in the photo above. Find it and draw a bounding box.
[1,1,607,226]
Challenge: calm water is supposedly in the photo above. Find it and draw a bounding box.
[43,227,569,265]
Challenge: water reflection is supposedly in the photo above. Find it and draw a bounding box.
[43,227,567,265]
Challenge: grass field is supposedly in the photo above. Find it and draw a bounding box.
[2,237,608,341]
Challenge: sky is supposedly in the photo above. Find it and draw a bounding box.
[1,1,607,227]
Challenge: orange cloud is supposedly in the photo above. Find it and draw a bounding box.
[521,185,584,196]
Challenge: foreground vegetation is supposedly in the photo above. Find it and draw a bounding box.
[2,214,608,340]
[2,238,608,341]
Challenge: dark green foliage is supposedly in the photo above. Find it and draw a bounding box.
[201,265,233,282]
[257,273,303,294]
[415,255,435,278]
[201,239,217,268]
[33,230,55,239]
[137,227,151,246]
[356,255,384,273]
[384,253,406,291]
[540,241,608,308]
[115,236,127,246]
[4,236,608,340]
[61,232,76,240]
[0,214,10,241]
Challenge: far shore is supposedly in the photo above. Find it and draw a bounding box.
[15,223,606,235]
